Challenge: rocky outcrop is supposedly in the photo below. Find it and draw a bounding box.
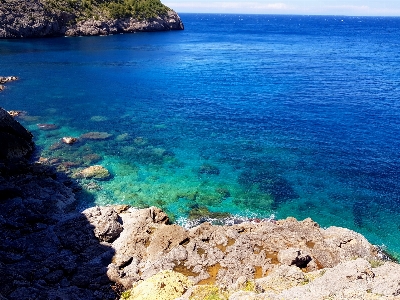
[0,107,34,161]
[81,205,400,299]
[224,258,400,299]
[0,0,184,38]
[0,76,18,92]
[0,0,66,38]
[65,10,184,36]
[83,206,381,291]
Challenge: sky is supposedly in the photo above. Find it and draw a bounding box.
[163,0,400,16]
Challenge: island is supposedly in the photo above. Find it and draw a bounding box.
[0,0,183,38]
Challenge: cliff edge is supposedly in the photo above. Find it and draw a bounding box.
[0,0,184,38]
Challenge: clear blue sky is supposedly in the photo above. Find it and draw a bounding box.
[164,0,400,16]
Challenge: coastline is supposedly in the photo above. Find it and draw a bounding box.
[1,105,400,299]
[0,0,183,38]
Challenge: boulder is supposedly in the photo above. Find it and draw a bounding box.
[62,136,78,144]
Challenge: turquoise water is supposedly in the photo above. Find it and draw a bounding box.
[1,14,400,258]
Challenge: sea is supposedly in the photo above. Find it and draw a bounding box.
[1,14,400,259]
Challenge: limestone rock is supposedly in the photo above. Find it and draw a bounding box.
[80,206,382,292]
[0,76,18,84]
[266,258,400,300]
[125,270,193,300]
[0,107,34,160]
[83,206,123,243]
[255,265,306,294]
[62,136,78,144]
[65,11,184,37]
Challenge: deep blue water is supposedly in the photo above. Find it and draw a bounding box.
[1,14,400,258]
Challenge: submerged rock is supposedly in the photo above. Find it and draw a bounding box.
[81,131,113,140]
[37,123,59,131]
[74,165,111,180]
[198,164,220,175]
[82,153,102,165]
[90,115,109,122]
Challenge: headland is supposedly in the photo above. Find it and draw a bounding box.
[0,0,183,38]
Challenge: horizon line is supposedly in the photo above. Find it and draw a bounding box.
[174,12,400,18]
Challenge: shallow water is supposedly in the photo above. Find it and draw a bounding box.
[1,14,400,258]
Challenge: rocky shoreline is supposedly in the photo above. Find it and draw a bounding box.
[1,106,400,299]
[0,0,183,38]
[0,76,18,92]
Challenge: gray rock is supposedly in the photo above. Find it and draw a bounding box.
[83,206,123,242]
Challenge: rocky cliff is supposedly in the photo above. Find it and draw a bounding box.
[0,104,34,161]
[0,0,184,38]
[1,106,400,300]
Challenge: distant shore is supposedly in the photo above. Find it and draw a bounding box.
[0,0,183,38]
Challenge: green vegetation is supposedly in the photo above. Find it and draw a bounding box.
[43,0,170,23]
[368,259,384,268]
[106,0,170,19]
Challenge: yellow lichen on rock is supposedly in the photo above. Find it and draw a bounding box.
[188,285,229,300]
[123,270,193,300]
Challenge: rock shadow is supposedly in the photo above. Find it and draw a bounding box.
[0,161,118,299]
